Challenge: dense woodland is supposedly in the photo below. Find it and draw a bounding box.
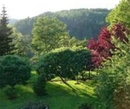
[0,0,130,109]
[13,8,110,39]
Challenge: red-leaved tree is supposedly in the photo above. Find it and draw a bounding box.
[87,23,128,70]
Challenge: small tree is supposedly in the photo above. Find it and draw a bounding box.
[0,6,15,56]
[37,47,91,83]
[87,23,128,69]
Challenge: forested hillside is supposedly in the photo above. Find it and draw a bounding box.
[14,8,110,39]
[9,19,19,25]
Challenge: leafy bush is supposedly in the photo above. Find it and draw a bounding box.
[0,55,31,88]
[87,23,128,69]
[37,47,90,82]
[33,73,47,96]
[19,101,49,109]
[95,34,130,109]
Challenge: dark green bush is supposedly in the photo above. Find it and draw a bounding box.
[78,103,92,109]
[0,55,31,88]
[33,73,47,96]
[19,101,49,109]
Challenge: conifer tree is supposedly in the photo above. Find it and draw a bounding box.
[0,6,14,56]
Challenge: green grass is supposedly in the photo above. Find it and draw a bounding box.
[0,72,97,109]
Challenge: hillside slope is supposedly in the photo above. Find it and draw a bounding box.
[14,8,110,39]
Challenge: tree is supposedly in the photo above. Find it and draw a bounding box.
[14,9,109,40]
[31,16,69,55]
[106,0,130,28]
[96,33,130,109]
[87,23,128,69]
[37,47,91,83]
[0,55,31,99]
[0,6,14,56]
[11,27,33,57]
[0,55,31,89]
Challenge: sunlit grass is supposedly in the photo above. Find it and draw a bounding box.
[0,72,97,109]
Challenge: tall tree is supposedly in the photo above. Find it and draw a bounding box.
[31,16,69,55]
[0,6,14,56]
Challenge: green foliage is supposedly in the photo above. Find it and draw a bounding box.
[33,73,47,96]
[0,74,96,109]
[32,16,69,54]
[3,86,18,100]
[14,17,35,35]
[95,34,130,109]
[37,47,91,81]
[19,101,48,109]
[11,27,33,57]
[0,6,15,56]
[14,9,109,40]
[37,47,74,80]
[106,0,130,28]
[0,55,31,88]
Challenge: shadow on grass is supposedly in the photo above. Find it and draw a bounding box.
[47,81,96,98]
[0,77,97,109]
[0,84,38,109]
[45,81,97,109]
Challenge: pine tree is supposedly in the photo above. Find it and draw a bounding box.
[0,6,14,56]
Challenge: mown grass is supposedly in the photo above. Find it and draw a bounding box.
[0,72,97,109]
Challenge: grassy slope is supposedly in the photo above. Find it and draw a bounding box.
[0,72,97,109]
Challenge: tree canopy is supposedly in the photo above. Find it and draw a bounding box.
[14,8,109,40]
[106,0,130,28]
[31,16,69,54]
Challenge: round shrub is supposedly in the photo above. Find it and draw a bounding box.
[37,47,91,82]
[0,55,31,88]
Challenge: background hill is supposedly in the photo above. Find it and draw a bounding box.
[9,19,19,25]
[12,8,110,40]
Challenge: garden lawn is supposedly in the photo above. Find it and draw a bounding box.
[0,72,97,109]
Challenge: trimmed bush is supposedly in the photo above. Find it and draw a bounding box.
[37,47,91,82]
[0,55,31,88]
